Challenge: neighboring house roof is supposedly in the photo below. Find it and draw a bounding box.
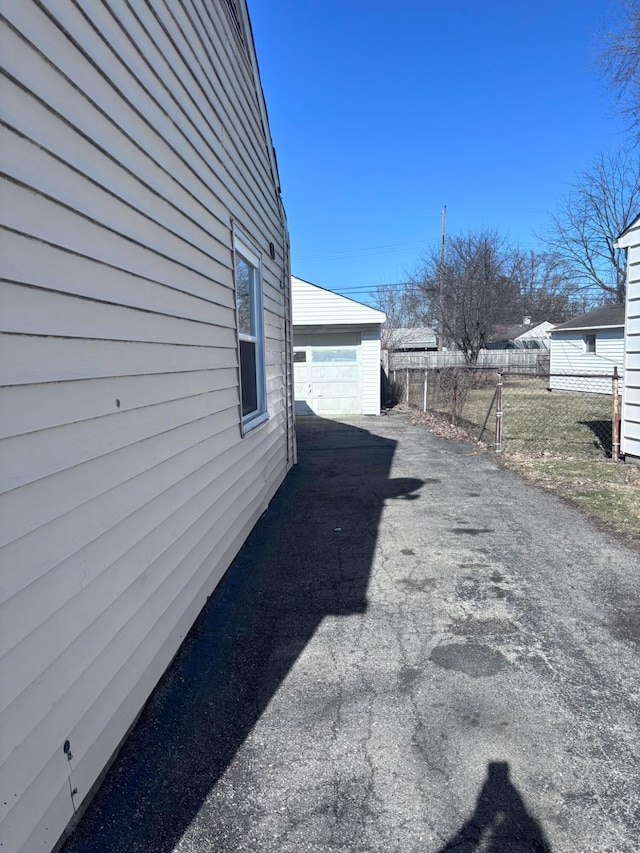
[291,276,386,325]
[384,327,437,349]
[487,320,552,343]
[551,304,625,332]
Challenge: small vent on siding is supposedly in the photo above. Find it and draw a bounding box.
[223,0,249,55]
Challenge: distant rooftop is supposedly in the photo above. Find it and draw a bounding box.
[384,327,437,349]
[487,320,550,343]
[552,304,625,331]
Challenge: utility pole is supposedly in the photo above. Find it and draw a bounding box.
[438,205,446,351]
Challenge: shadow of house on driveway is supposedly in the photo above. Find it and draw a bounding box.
[61,417,423,853]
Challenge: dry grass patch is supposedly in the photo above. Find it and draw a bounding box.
[500,451,640,545]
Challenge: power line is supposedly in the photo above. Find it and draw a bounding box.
[291,280,417,294]
[294,239,426,263]
[339,281,413,290]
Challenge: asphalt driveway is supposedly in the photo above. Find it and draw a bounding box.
[62,412,640,853]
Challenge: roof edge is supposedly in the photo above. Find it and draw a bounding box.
[292,276,386,320]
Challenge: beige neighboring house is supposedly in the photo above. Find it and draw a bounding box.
[292,277,386,416]
[617,213,640,459]
[0,3,293,852]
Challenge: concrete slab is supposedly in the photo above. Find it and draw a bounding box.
[61,412,640,853]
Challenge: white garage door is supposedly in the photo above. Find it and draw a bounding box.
[294,347,361,415]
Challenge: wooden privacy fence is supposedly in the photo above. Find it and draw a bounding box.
[387,349,550,374]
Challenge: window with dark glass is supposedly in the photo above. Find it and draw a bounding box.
[234,233,266,431]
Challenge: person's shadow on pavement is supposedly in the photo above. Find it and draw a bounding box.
[437,761,553,852]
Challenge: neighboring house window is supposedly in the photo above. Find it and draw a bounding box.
[234,231,267,433]
[584,333,596,354]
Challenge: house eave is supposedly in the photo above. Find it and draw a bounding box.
[550,324,624,333]
[293,322,382,332]
[615,212,640,248]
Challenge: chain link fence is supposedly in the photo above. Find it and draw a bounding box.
[388,366,621,460]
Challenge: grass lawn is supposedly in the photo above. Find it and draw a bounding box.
[501,379,613,457]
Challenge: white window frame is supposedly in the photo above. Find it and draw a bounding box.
[233,228,268,434]
[584,332,596,354]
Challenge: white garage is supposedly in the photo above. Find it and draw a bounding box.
[291,277,386,416]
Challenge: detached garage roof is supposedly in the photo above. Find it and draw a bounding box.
[552,303,625,332]
[292,276,386,325]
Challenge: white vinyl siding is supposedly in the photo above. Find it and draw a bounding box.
[292,277,386,326]
[0,3,293,852]
[549,329,625,394]
[361,327,384,415]
[619,219,640,458]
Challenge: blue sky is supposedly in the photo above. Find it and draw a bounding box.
[249,0,627,301]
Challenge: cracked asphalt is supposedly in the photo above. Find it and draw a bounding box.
[62,412,640,853]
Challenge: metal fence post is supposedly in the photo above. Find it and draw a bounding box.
[612,367,620,462]
[495,372,503,452]
[406,368,409,406]
[478,384,498,444]
[451,378,458,425]
[423,369,427,412]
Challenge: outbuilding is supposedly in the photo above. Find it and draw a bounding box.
[617,213,640,459]
[549,304,625,394]
[292,277,386,416]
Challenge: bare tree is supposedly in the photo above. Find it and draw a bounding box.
[415,230,520,364]
[509,249,592,321]
[542,149,640,304]
[369,281,432,350]
[601,0,640,141]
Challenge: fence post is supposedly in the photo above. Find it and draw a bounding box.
[423,369,427,412]
[451,378,458,425]
[478,385,498,444]
[612,367,620,462]
[406,368,409,406]
[495,372,503,452]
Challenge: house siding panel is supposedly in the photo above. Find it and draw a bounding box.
[0,2,293,851]
[549,329,625,394]
[292,277,386,326]
[620,218,640,457]
[361,326,383,414]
